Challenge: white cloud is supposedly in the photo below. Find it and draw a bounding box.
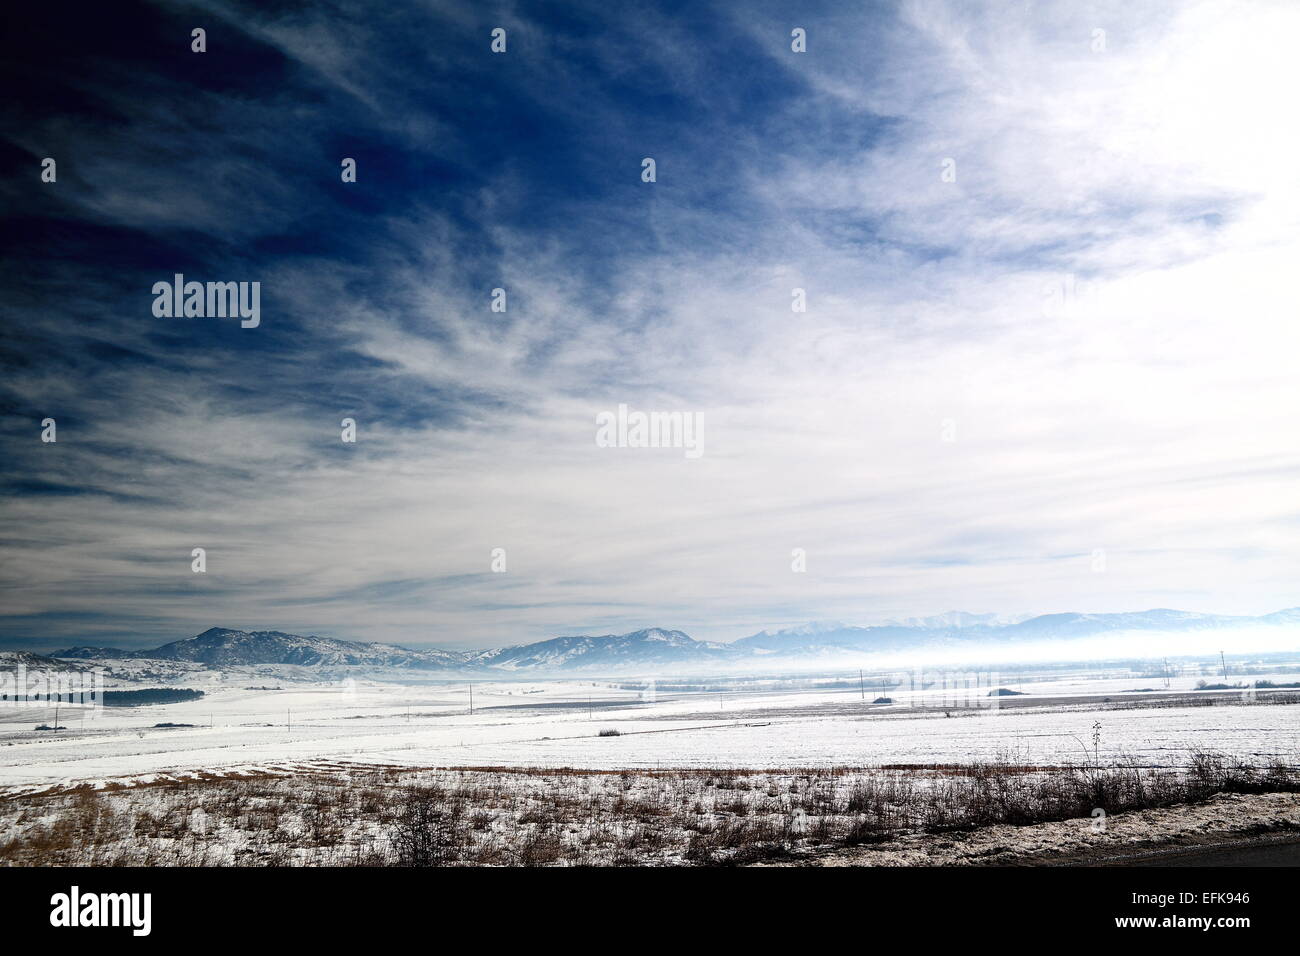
[6,1,1299,649]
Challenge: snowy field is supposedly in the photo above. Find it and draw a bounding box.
[3,667,1298,796]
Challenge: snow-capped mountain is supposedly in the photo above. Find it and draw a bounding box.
[881,611,1018,629]
[0,650,82,672]
[731,608,1299,658]
[52,646,142,660]
[147,628,469,669]
[996,609,1249,641]
[467,628,731,671]
[40,607,1300,678]
[734,622,936,655]
[48,626,734,676]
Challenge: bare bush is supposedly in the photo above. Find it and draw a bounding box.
[388,786,466,866]
[2,751,1297,867]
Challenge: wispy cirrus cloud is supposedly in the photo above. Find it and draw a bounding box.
[1,0,1297,652]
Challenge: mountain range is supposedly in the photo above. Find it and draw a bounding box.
[41,608,1300,677]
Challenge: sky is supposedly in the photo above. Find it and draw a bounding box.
[1,0,1298,653]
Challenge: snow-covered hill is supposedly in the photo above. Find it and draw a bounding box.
[51,646,141,660]
[146,628,468,669]
[468,628,731,671]
[0,651,82,672]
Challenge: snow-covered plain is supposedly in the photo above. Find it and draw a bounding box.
[3,667,1298,796]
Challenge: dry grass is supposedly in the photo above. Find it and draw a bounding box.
[1,751,1296,867]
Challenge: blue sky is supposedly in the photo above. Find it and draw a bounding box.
[2,0,1299,652]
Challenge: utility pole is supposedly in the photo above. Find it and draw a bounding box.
[468,683,473,715]
[1220,651,1228,680]
[859,670,865,701]
[287,709,291,732]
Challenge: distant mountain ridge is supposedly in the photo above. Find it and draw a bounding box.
[54,646,141,660]
[0,650,81,671]
[43,608,1300,676]
[52,629,468,670]
[148,627,467,669]
[881,611,1017,629]
[467,628,732,671]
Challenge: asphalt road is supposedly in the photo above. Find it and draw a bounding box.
[1074,835,1300,867]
